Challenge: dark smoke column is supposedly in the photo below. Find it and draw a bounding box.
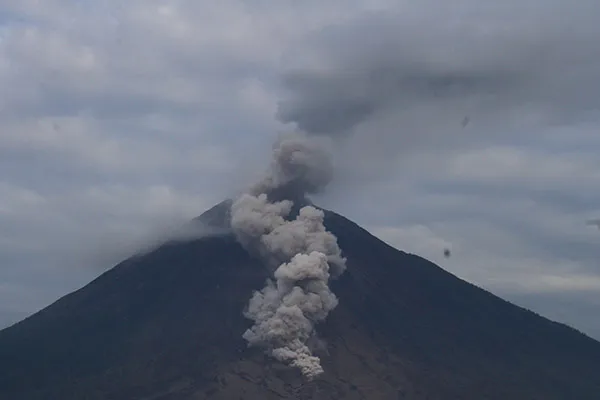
[230,133,346,379]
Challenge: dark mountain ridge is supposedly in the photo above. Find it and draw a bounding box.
[1,201,599,399]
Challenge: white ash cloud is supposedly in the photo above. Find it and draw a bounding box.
[262,206,346,277]
[243,252,339,379]
[230,132,346,379]
[230,193,292,255]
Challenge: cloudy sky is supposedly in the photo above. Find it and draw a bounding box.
[1,0,600,340]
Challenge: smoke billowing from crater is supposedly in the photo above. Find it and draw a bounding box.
[230,132,346,379]
[247,133,334,203]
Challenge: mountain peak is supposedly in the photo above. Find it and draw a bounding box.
[1,202,599,399]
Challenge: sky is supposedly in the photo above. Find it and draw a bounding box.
[1,0,600,340]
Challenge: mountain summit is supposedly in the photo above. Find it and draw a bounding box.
[0,200,599,400]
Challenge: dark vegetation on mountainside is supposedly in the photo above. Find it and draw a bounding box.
[0,201,599,399]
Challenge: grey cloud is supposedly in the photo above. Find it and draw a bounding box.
[277,1,600,151]
[0,181,221,275]
[380,181,600,271]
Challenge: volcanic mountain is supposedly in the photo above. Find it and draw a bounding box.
[1,200,599,400]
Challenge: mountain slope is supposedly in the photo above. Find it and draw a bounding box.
[1,202,599,399]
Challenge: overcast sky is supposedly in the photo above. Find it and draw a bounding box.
[1,1,600,340]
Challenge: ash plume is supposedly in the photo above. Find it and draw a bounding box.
[247,133,334,202]
[230,132,346,379]
[275,4,600,162]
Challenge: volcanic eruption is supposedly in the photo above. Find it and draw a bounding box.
[230,133,346,379]
[2,107,600,399]
[1,163,600,399]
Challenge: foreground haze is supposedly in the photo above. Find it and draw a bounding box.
[1,0,600,343]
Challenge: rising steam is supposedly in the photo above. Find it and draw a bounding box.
[230,133,346,379]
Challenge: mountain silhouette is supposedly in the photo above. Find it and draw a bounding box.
[1,200,599,399]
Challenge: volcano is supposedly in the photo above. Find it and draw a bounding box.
[1,200,599,400]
